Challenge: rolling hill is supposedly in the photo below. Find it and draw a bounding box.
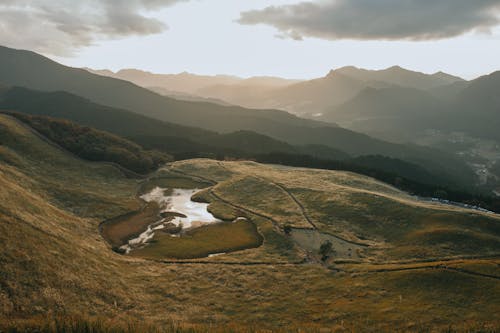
[3,112,172,174]
[86,68,298,101]
[0,45,477,188]
[320,70,500,143]
[447,71,500,141]
[0,45,324,132]
[195,66,463,116]
[0,85,476,189]
[321,86,450,142]
[1,114,499,330]
[0,86,349,160]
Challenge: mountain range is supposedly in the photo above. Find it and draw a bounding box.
[0,44,477,190]
[85,59,500,190]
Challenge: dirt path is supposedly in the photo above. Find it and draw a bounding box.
[346,263,500,280]
[158,260,306,266]
[273,182,318,229]
[167,167,217,185]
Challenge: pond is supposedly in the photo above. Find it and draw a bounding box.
[120,187,220,253]
[140,187,220,228]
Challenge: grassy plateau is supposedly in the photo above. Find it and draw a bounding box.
[1,114,499,332]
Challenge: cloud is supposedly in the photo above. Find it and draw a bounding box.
[0,0,188,56]
[238,0,500,41]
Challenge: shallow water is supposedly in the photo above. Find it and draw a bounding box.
[141,187,220,228]
[121,187,220,252]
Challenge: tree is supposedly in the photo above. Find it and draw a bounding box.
[283,224,292,235]
[433,189,448,199]
[319,240,333,262]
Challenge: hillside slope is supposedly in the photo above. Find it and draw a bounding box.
[321,86,451,141]
[0,45,327,133]
[4,112,171,174]
[1,114,499,330]
[0,85,476,188]
[0,45,476,187]
[195,66,463,116]
[0,87,349,160]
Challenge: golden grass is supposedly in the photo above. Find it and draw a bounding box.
[166,159,500,261]
[132,219,263,259]
[1,119,500,331]
[100,202,161,248]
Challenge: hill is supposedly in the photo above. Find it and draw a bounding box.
[86,68,298,98]
[319,70,500,145]
[0,86,349,161]
[321,86,450,142]
[446,71,500,141]
[0,48,478,188]
[0,85,479,189]
[1,117,499,330]
[0,45,324,133]
[196,66,463,116]
[3,112,172,174]
[334,66,464,89]
[0,46,471,166]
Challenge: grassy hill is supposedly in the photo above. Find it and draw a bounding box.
[4,112,172,174]
[168,159,500,260]
[1,113,499,331]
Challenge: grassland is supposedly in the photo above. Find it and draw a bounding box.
[100,202,161,249]
[132,219,263,259]
[167,159,500,262]
[1,115,499,331]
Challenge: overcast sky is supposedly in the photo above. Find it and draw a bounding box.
[1,0,500,79]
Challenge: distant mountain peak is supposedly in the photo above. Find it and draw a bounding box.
[386,65,405,71]
[431,71,465,82]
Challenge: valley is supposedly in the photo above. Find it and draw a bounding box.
[1,100,499,331]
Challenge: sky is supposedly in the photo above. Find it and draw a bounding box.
[1,0,500,80]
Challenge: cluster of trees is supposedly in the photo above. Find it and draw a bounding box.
[9,112,172,174]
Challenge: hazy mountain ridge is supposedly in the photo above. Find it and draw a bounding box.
[1,86,460,187]
[85,64,465,118]
[0,44,476,189]
[195,65,465,116]
[321,70,500,143]
[85,67,298,100]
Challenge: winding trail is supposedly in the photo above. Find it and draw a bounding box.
[273,182,318,229]
[352,263,500,281]
[209,189,281,228]
[158,260,306,266]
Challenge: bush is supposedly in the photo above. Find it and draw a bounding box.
[319,240,333,261]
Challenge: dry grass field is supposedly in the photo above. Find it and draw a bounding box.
[132,219,263,259]
[1,114,499,331]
